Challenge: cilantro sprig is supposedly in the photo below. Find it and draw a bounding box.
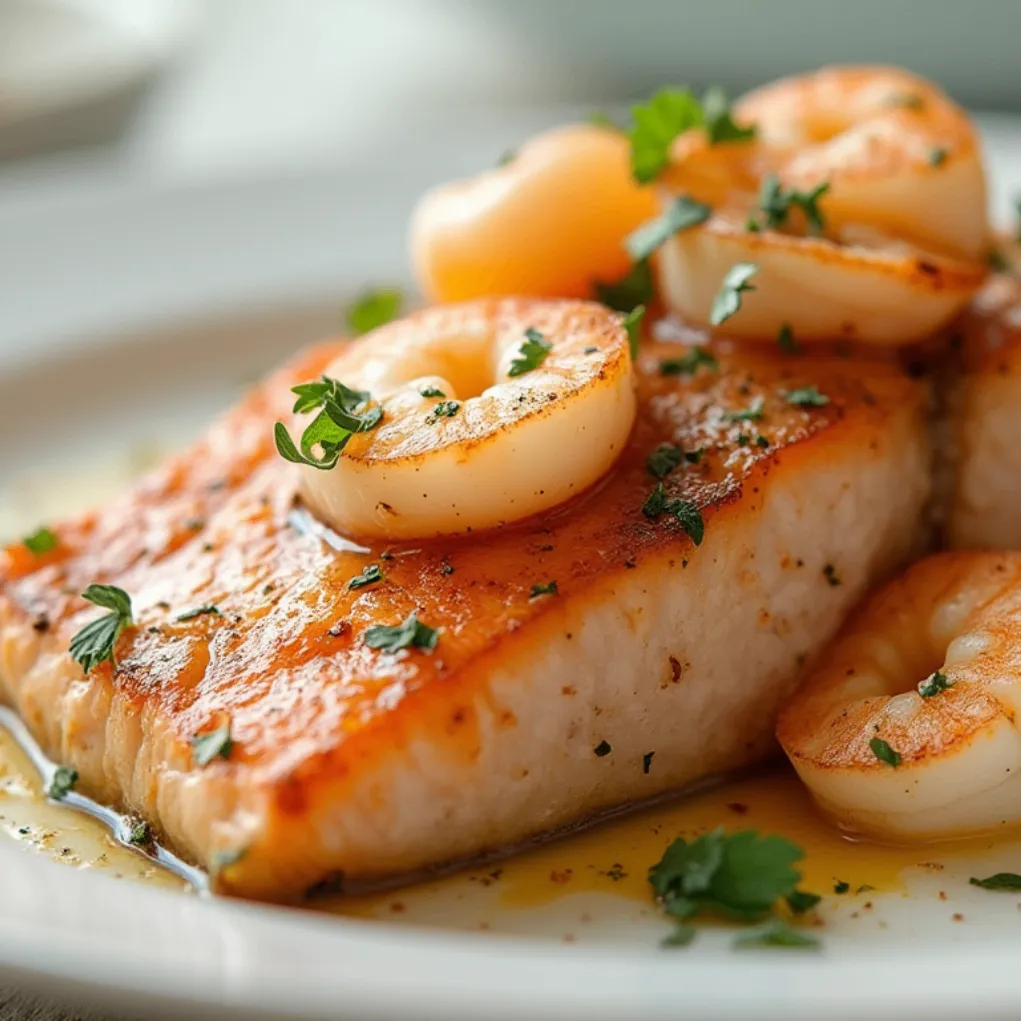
[747,175,830,236]
[660,347,718,377]
[642,483,704,546]
[508,328,552,377]
[710,263,759,326]
[626,195,711,262]
[364,612,439,653]
[595,260,654,312]
[69,584,134,674]
[274,376,382,471]
[346,287,403,335]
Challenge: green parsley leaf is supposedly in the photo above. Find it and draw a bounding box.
[785,890,822,914]
[594,259,655,311]
[710,263,758,326]
[869,737,901,767]
[192,724,233,767]
[22,527,57,555]
[833,880,850,895]
[348,564,384,590]
[508,328,553,377]
[784,386,830,408]
[175,603,220,622]
[733,917,820,949]
[629,87,704,183]
[660,346,719,376]
[918,670,954,698]
[127,818,151,845]
[777,323,801,355]
[346,287,403,335]
[626,195,711,262]
[969,873,1021,891]
[641,483,704,545]
[928,146,948,167]
[748,175,830,236]
[701,86,756,145]
[47,766,78,801]
[594,740,612,757]
[642,483,669,519]
[685,447,705,464]
[363,612,439,653]
[429,400,461,421]
[529,581,558,598]
[722,396,764,423]
[69,584,134,674]
[646,443,685,480]
[755,435,770,448]
[420,385,446,398]
[622,305,645,360]
[275,377,382,470]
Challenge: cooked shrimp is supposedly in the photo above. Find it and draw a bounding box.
[409,124,658,303]
[291,299,636,540]
[659,66,989,344]
[777,552,1021,841]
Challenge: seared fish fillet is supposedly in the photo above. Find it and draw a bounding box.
[0,321,930,900]
[944,274,1021,549]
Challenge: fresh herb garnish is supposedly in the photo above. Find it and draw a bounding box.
[192,724,233,767]
[47,766,78,801]
[710,263,758,326]
[594,260,655,311]
[594,740,612,757]
[660,347,719,376]
[722,396,764,423]
[363,612,439,653]
[69,584,134,674]
[620,304,645,361]
[785,386,830,408]
[508,328,553,377]
[529,581,558,598]
[917,670,953,697]
[701,86,756,145]
[649,828,819,948]
[626,196,711,262]
[175,604,220,622]
[646,443,685,480]
[833,880,850,895]
[777,323,801,355]
[869,737,901,768]
[348,564,384,590]
[747,175,829,235]
[733,917,820,950]
[785,889,822,914]
[127,818,151,846]
[346,287,403,335]
[22,527,57,555]
[274,376,382,471]
[429,400,461,421]
[420,385,446,398]
[928,147,948,167]
[969,873,1021,891]
[641,483,705,545]
[685,447,705,464]
[755,435,770,448]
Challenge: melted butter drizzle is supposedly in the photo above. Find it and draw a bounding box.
[0,706,206,892]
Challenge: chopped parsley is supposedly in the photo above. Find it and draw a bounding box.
[649,828,820,948]
[626,195,711,262]
[755,435,770,448]
[529,581,559,598]
[429,400,461,421]
[928,146,948,167]
[622,305,645,360]
[508,328,552,377]
[127,818,151,845]
[747,175,829,236]
[646,443,685,480]
[346,287,403,335]
[348,564,384,590]
[643,751,655,774]
[22,526,57,555]
[869,737,901,768]
[192,724,233,767]
[918,670,954,697]
[47,766,78,801]
[785,386,830,408]
[641,483,704,545]
[833,880,850,895]
[733,917,820,950]
[420,385,446,398]
[594,259,655,311]
[777,323,801,355]
[722,396,764,423]
[175,604,220,622]
[710,263,759,326]
[660,346,719,376]
[969,873,1021,891]
[274,376,382,471]
[685,447,705,464]
[363,612,439,653]
[69,584,134,674]
[594,740,612,757]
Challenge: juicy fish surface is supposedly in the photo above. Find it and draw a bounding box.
[0,323,930,900]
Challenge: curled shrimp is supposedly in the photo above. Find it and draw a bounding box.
[659,66,989,345]
[777,552,1021,841]
[288,299,636,540]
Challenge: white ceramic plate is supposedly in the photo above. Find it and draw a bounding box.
[4,134,1021,1019]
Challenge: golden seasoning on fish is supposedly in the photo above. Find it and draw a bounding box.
[0,299,931,901]
[943,274,1021,549]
